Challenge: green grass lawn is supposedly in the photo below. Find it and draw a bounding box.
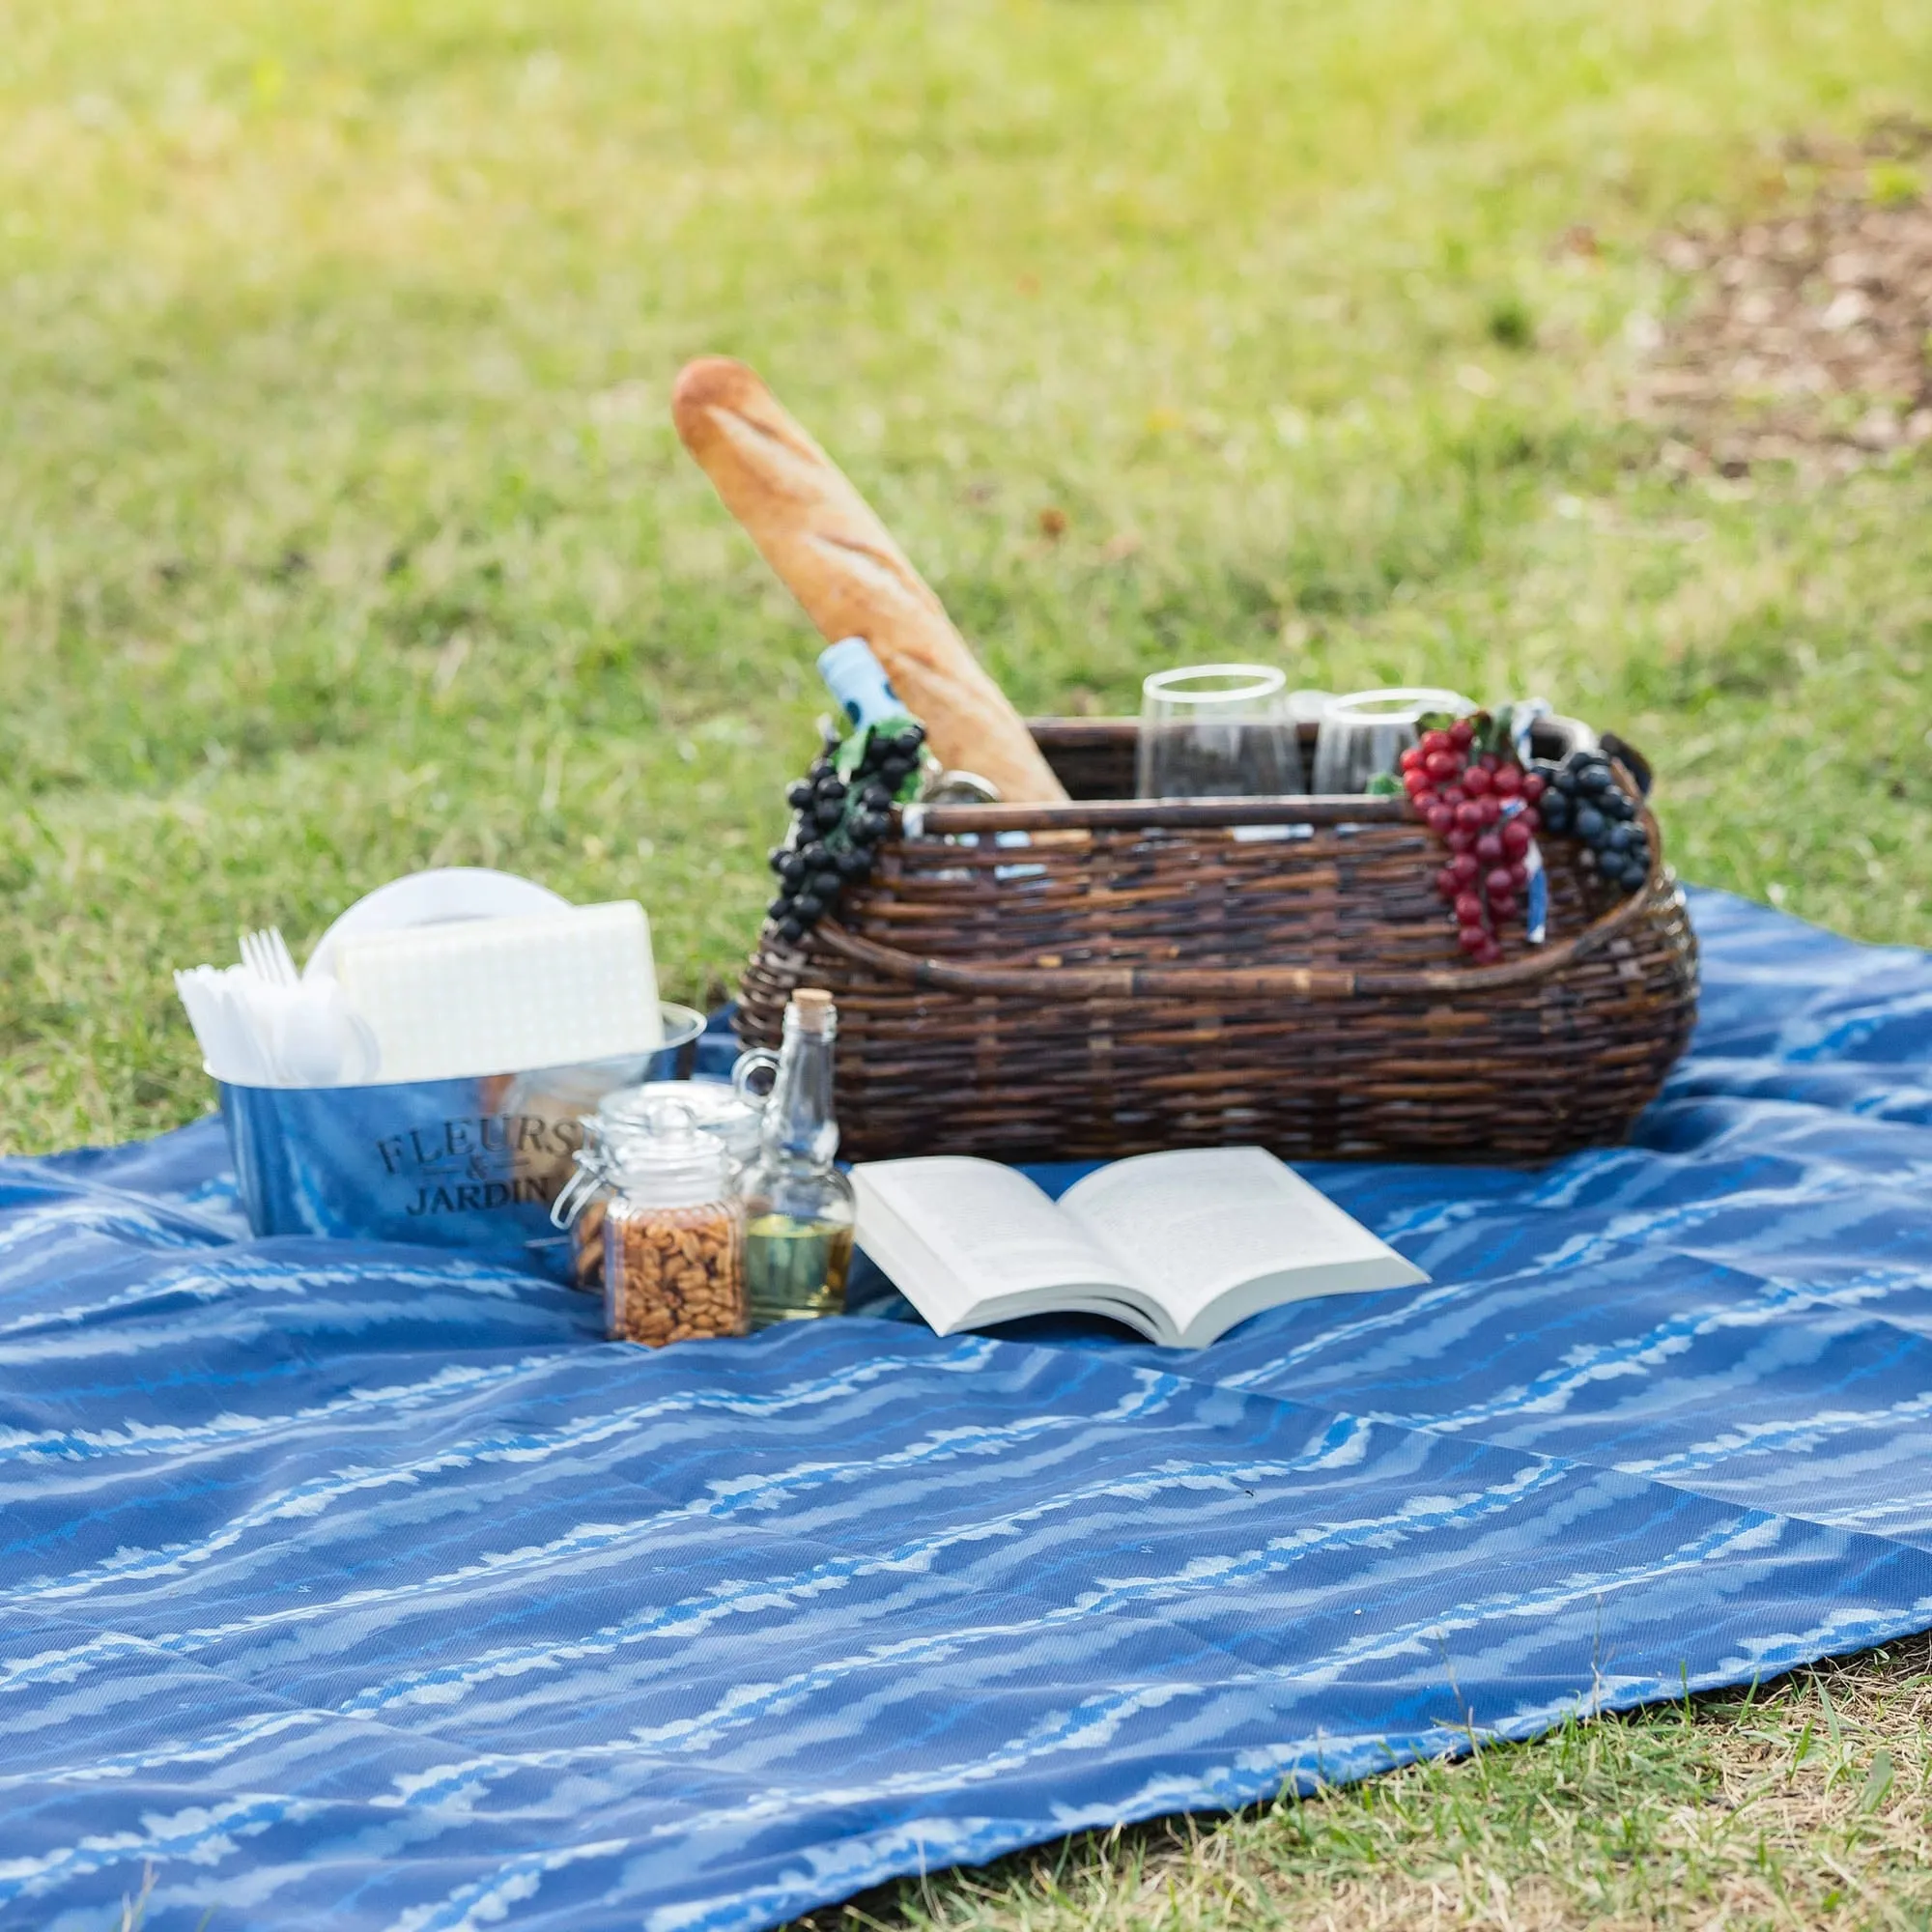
[4,0,1931,1922]
[821,1640,1932,1932]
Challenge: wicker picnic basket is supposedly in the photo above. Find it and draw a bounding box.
[736,718,1699,1165]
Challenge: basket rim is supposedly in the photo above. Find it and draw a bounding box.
[909,712,1605,836]
[904,792,1410,835]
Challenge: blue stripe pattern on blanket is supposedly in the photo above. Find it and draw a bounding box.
[2,888,1928,1931]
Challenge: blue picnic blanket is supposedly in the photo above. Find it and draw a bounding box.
[3,888,1930,1932]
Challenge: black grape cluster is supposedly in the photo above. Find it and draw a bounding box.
[1531,749,1652,895]
[764,723,926,945]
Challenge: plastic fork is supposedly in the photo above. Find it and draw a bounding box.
[240,927,299,987]
[235,927,378,1085]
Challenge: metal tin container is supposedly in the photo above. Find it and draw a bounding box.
[215,1003,707,1279]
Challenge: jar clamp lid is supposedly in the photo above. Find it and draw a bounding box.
[598,1075,764,1141]
[608,1099,731,1208]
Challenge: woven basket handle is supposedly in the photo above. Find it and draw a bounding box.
[812,809,1669,1004]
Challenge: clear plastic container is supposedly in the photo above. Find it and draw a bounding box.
[603,1102,748,1347]
[1136,664,1299,799]
[1309,687,1470,794]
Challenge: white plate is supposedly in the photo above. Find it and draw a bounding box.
[304,868,572,980]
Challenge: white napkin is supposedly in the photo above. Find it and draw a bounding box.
[332,900,663,1082]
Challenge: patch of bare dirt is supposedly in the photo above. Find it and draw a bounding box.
[1633,121,1932,473]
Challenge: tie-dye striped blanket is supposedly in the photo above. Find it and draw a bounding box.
[4,889,1929,1932]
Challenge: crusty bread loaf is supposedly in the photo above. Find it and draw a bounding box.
[671,357,1067,804]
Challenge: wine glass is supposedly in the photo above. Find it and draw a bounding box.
[1310,687,1469,794]
[1136,665,1300,800]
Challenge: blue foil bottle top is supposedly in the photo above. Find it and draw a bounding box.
[817,637,912,730]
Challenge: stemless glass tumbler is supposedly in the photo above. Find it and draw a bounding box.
[1136,665,1301,800]
[1310,688,1470,795]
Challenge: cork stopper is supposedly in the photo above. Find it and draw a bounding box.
[789,988,835,1034]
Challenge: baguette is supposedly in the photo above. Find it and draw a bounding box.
[671,357,1067,804]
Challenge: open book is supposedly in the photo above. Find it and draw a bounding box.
[851,1147,1428,1349]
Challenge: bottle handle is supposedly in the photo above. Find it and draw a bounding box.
[731,1048,780,1108]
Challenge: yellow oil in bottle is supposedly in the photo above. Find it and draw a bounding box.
[745,1214,854,1326]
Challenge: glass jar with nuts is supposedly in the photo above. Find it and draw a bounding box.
[554,1066,775,1292]
[602,1101,748,1347]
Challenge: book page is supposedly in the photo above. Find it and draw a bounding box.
[853,1158,1132,1321]
[1059,1147,1422,1332]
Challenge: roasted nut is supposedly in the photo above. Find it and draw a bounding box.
[573,1197,608,1288]
[605,1199,747,1346]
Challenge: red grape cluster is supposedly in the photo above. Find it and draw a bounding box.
[1398,719,1548,965]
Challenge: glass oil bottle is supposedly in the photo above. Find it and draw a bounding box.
[737,988,856,1326]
